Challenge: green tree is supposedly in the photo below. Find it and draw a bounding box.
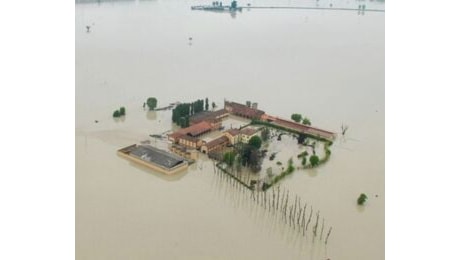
[297,133,307,144]
[231,0,237,9]
[113,110,120,118]
[291,113,302,123]
[248,136,262,149]
[205,98,209,111]
[302,156,307,166]
[146,97,158,111]
[249,149,262,172]
[261,128,270,141]
[119,107,126,116]
[309,155,319,166]
[302,117,311,125]
[286,158,295,173]
[357,193,368,205]
[212,102,216,110]
[184,116,190,127]
[235,154,242,172]
[223,151,236,167]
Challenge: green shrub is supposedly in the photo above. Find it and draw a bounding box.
[302,157,307,166]
[113,110,120,118]
[357,193,368,205]
[146,97,158,110]
[119,107,126,116]
[310,155,320,166]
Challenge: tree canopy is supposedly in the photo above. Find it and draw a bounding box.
[223,151,236,167]
[357,193,368,205]
[146,97,157,110]
[172,99,204,128]
[231,0,237,9]
[309,155,319,166]
[291,113,302,123]
[248,136,262,149]
[302,117,311,125]
[261,128,270,141]
[113,110,120,118]
[297,133,307,144]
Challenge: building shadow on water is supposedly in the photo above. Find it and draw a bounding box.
[126,160,188,182]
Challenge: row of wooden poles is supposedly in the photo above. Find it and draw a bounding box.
[213,161,332,244]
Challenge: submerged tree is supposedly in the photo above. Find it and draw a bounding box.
[231,0,237,9]
[113,110,120,118]
[223,151,236,167]
[119,107,126,116]
[261,128,270,141]
[146,97,158,111]
[248,136,262,149]
[309,155,319,166]
[302,117,311,125]
[297,133,307,144]
[357,193,368,205]
[291,113,302,123]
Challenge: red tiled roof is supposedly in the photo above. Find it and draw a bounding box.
[187,121,212,136]
[190,109,229,124]
[204,136,229,149]
[271,117,336,139]
[179,134,199,142]
[240,128,258,136]
[225,101,265,118]
[170,121,213,138]
[224,128,240,136]
[168,132,183,140]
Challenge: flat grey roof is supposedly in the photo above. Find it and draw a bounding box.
[130,145,185,169]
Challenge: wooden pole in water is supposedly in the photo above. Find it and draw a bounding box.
[269,189,272,213]
[302,203,307,236]
[276,186,280,211]
[293,196,297,224]
[267,191,271,212]
[263,191,267,209]
[306,206,313,232]
[297,205,302,227]
[320,218,325,240]
[285,191,289,217]
[325,227,332,244]
[313,211,320,237]
[280,189,285,214]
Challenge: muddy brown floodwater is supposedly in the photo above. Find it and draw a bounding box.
[76,0,384,259]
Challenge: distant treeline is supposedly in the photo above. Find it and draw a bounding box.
[172,98,209,128]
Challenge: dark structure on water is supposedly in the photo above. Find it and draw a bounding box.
[191,1,243,12]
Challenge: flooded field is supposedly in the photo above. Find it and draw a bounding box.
[76,0,384,259]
